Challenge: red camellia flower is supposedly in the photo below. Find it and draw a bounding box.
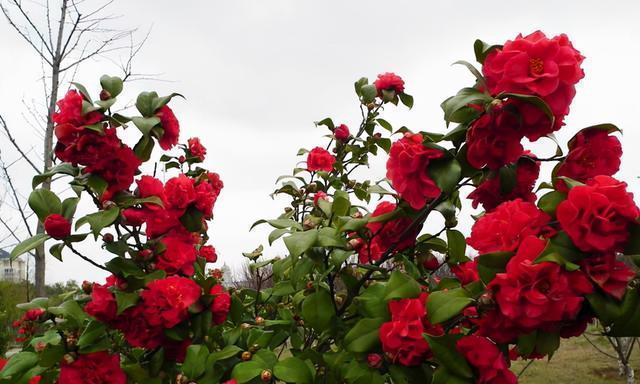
[210,284,231,325]
[357,201,418,263]
[313,191,328,206]
[188,137,207,161]
[488,236,593,331]
[156,231,198,275]
[84,283,117,324]
[306,147,336,172]
[195,181,217,218]
[55,127,121,166]
[467,199,551,254]
[373,72,405,94]
[58,352,126,384]
[43,214,71,239]
[199,245,218,263]
[84,144,141,200]
[581,254,636,300]
[140,276,202,329]
[556,128,622,191]
[114,306,164,349]
[466,106,524,170]
[451,260,480,286]
[456,336,517,384]
[156,105,180,150]
[469,154,540,211]
[164,174,196,210]
[557,175,640,253]
[379,293,442,367]
[136,176,167,209]
[53,90,103,127]
[334,124,350,141]
[386,133,443,210]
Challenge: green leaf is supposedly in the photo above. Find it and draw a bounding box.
[399,93,414,109]
[133,134,156,162]
[446,230,468,263]
[179,206,204,232]
[376,118,393,131]
[344,317,385,353]
[115,291,140,315]
[131,116,161,135]
[49,243,64,261]
[136,91,158,117]
[0,352,38,380]
[28,189,62,222]
[10,234,49,260]
[283,230,318,256]
[356,283,388,318]
[473,39,502,64]
[208,345,242,363]
[427,288,473,324]
[32,163,79,188]
[315,117,335,130]
[498,165,517,195]
[77,320,107,348]
[499,92,554,124]
[441,87,491,124]
[476,251,513,284]
[231,361,264,383]
[274,357,314,384]
[538,191,566,216]
[429,158,461,194]
[70,82,92,101]
[361,84,378,103]
[452,60,486,89]
[624,222,640,256]
[301,289,335,332]
[152,92,184,111]
[384,271,421,301]
[61,197,80,219]
[75,206,120,238]
[100,75,123,98]
[426,335,473,379]
[182,344,209,379]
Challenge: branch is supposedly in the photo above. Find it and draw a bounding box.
[1,162,33,237]
[7,0,54,55]
[0,114,41,173]
[0,3,53,65]
[0,216,36,259]
[584,334,618,360]
[67,243,109,271]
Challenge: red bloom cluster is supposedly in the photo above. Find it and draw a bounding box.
[374,72,405,95]
[334,124,350,141]
[386,133,443,209]
[307,147,336,172]
[58,352,126,384]
[487,236,593,334]
[356,201,418,263]
[53,90,141,200]
[210,284,232,325]
[156,105,180,150]
[483,30,584,139]
[13,308,45,343]
[456,336,517,384]
[467,199,551,254]
[468,154,540,211]
[43,213,71,239]
[140,276,201,329]
[557,176,639,253]
[556,128,622,191]
[581,254,635,300]
[379,293,442,366]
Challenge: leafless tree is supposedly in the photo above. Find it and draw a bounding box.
[0,0,149,296]
[232,262,274,291]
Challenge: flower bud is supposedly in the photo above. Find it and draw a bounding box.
[260,370,272,382]
[138,249,153,261]
[178,155,186,163]
[249,344,260,353]
[240,323,252,330]
[367,353,383,368]
[255,316,265,326]
[82,280,93,294]
[367,102,376,110]
[34,341,46,352]
[99,89,111,101]
[241,351,252,361]
[102,200,116,210]
[102,233,114,243]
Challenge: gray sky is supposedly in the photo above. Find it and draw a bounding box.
[1,0,640,283]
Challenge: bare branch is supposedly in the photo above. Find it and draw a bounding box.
[7,0,54,54]
[1,161,34,237]
[0,114,41,173]
[1,3,53,65]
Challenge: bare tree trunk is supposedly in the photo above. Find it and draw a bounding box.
[610,337,636,384]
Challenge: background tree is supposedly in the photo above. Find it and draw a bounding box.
[0,0,148,295]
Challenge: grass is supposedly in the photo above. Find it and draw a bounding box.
[511,334,639,383]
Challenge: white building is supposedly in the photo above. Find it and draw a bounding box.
[0,249,26,282]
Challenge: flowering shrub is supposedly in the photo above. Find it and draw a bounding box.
[2,31,640,384]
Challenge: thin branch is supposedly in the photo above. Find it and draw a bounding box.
[8,0,54,54]
[1,162,34,237]
[0,3,53,65]
[0,114,41,173]
[584,334,618,360]
[67,243,109,271]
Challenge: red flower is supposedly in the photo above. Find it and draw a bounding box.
[55,127,121,166]
[422,253,440,270]
[557,176,639,253]
[483,31,584,140]
[156,105,180,150]
[44,214,71,239]
[164,174,196,210]
[199,245,218,263]
[374,72,405,94]
[466,107,524,170]
[581,254,635,300]
[195,181,217,218]
[53,90,103,127]
[357,201,418,263]
[210,284,231,325]
[556,129,622,191]
[456,336,517,384]
[313,191,328,206]
[28,376,41,384]
[451,260,480,285]
[58,352,126,384]
[84,144,141,200]
[114,306,163,349]
[483,31,584,98]
[467,199,551,254]
[136,176,167,210]
[188,137,207,161]
[140,276,202,329]
[84,283,117,323]
[156,231,198,276]
[386,133,443,209]
[367,354,383,368]
[469,154,540,211]
[306,147,335,172]
[488,236,593,331]
[334,124,350,141]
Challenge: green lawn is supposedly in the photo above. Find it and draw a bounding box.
[512,335,639,383]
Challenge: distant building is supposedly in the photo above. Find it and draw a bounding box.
[0,249,26,282]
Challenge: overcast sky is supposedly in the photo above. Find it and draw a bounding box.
[1,0,640,284]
